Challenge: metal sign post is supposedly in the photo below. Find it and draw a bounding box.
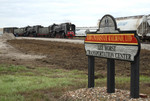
[107,59,115,93]
[84,14,141,98]
[88,56,95,88]
[131,55,140,98]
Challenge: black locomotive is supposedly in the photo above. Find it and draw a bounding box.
[4,23,76,38]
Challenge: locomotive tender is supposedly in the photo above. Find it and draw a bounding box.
[5,23,76,38]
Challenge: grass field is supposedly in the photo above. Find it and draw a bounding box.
[0,64,150,101]
[0,39,148,100]
[0,65,87,101]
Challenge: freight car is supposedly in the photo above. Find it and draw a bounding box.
[3,27,18,34]
[97,14,150,41]
[13,23,76,38]
[14,27,26,36]
[115,15,150,41]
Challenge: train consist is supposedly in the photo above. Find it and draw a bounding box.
[2,14,150,40]
[3,23,76,38]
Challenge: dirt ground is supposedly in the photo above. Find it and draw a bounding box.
[0,36,148,77]
[0,34,46,69]
[0,34,150,100]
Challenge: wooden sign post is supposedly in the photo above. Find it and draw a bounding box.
[84,14,141,98]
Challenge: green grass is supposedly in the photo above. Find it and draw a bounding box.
[0,65,27,72]
[0,75,74,94]
[0,65,87,101]
[0,64,150,101]
[140,75,150,82]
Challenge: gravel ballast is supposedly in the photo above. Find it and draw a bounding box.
[60,87,150,101]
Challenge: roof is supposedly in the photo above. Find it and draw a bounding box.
[116,15,144,20]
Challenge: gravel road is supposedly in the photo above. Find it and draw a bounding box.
[16,37,150,50]
[16,37,84,44]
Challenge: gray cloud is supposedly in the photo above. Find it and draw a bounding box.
[0,0,150,27]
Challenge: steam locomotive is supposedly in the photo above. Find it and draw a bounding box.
[4,23,76,38]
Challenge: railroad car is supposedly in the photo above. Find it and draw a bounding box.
[115,15,150,41]
[24,25,43,37]
[3,27,18,34]
[75,27,97,36]
[14,27,26,36]
[38,27,50,37]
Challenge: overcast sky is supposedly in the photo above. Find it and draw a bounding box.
[0,0,150,27]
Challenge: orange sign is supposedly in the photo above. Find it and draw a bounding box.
[85,34,138,45]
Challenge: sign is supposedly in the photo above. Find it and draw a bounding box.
[85,15,140,61]
[85,14,141,98]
